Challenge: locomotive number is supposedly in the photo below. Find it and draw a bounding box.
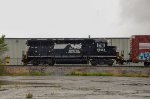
[97,43,105,52]
[68,49,80,53]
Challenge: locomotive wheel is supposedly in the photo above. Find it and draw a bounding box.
[90,60,97,66]
[108,63,113,66]
[33,62,39,66]
[48,60,55,66]
[33,60,39,66]
[107,60,114,66]
[48,62,54,66]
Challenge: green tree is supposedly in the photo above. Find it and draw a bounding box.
[0,35,8,65]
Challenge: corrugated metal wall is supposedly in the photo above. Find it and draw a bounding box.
[5,39,27,65]
[110,38,130,59]
[5,38,130,65]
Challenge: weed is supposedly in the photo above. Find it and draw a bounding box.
[67,71,150,77]
[29,72,50,76]
[26,93,33,99]
[0,66,5,76]
[51,92,55,95]
[68,71,113,76]
[9,72,50,76]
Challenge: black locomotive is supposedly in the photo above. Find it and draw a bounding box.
[22,38,117,66]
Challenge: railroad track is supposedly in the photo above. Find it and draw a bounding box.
[3,65,149,68]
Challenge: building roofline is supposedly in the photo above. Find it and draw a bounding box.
[5,37,130,39]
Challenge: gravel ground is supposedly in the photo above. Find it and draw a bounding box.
[0,76,150,99]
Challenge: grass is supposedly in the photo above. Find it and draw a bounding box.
[0,66,51,76]
[0,72,50,76]
[28,72,50,76]
[10,72,51,76]
[26,93,33,99]
[68,71,113,76]
[0,65,5,76]
[0,65,51,76]
[67,71,150,77]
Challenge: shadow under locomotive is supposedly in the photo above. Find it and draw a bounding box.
[22,38,117,66]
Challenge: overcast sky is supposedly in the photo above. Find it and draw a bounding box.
[0,0,149,38]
